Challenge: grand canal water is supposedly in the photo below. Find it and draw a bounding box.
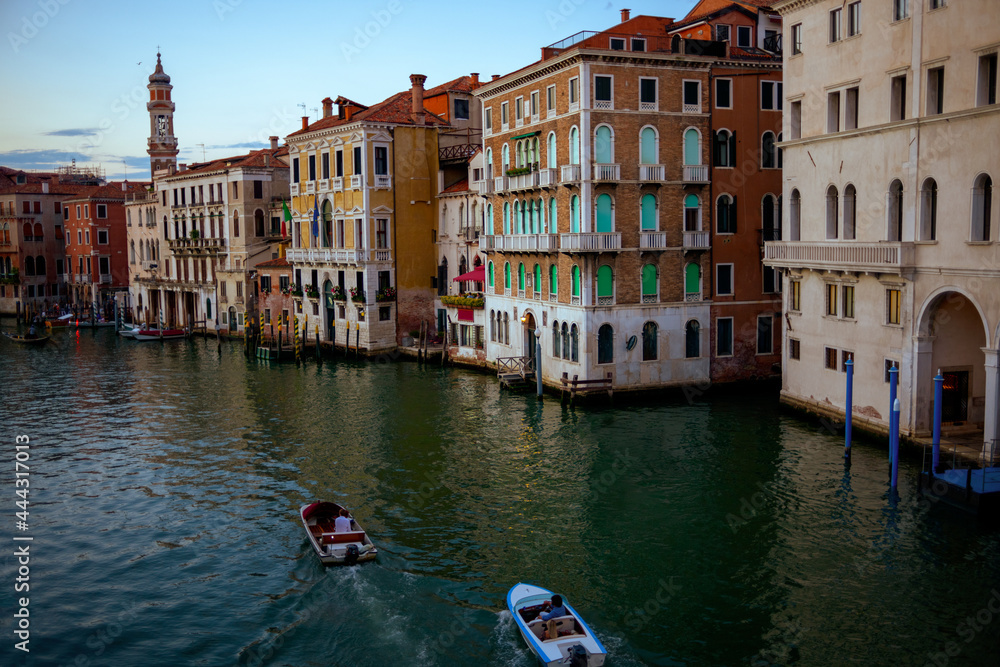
[1,325,999,666]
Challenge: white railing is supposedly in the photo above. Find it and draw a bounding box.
[639,164,665,181]
[372,249,392,262]
[593,164,620,181]
[494,175,509,192]
[538,168,557,188]
[477,180,494,195]
[560,232,621,252]
[331,177,344,192]
[549,293,557,302]
[286,248,367,264]
[685,292,702,302]
[683,103,701,114]
[141,260,158,271]
[534,291,541,300]
[547,109,556,119]
[571,295,581,305]
[561,164,581,182]
[350,175,363,189]
[318,179,330,192]
[569,101,579,113]
[510,171,539,190]
[538,234,558,251]
[639,101,658,111]
[305,181,316,194]
[518,289,525,298]
[763,241,914,272]
[640,231,667,249]
[374,175,392,189]
[683,231,710,249]
[594,100,613,110]
[290,184,299,195]
[515,117,523,128]
[531,113,540,124]
[642,294,658,303]
[683,165,709,182]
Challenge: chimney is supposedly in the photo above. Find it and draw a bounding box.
[470,73,480,87]
[41,181,49,194]
[179,164,187,172]
[121,180,127,192]
[492,74,500,81]
[264,154,270,167]
[410,73,427,125]
[322,97,333,118]
[269,136,278,150]
[621,8,630,22]
[301,116,309,130]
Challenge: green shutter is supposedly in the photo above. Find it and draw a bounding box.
[684,129,699,166]
[595,126,612,164]
[642,264,657,295]
[550,265,558,294]
[641,194,656,230]
[685,263,700,294]
[596,194,613,233]
[640,128,656,165]
[572,266,580,296]
[597,265,613,297]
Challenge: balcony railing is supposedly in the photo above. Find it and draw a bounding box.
[683,165,709,182]
[331,177,344,192]
[494,175,509,192]
[683,231,710,249]
[100,274,112,284]
[371,249,392,262]
[509,171,540,190]
[480,234,559,252]
[168,237,226,254]
[374,175,392,189]
[286,247,368,265]
[305,181,316,194]
[764,241,914,274]
[477,179,494,195]
[640,232,668,249]
[317,179,330,192]
[593,164,620,181]
[683,103,702,114]
[350,175,364,189]
[561,164,581,183]
[290,184,299,195]
[639,164,665,181]
[538,168,557,188]
[560,232,621,252]
[141,260,159,271]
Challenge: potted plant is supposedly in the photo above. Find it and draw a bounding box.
[190,229,200,239]
[331,285,346,301]
[375,286,396,302]
[349,287,366,303]
[305,285,319,299]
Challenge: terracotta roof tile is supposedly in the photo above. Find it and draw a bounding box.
[288,89,449,138]
[425,75,480,97]
[257,256,291,267]
[167,146,289,178]
[440,178,470,194]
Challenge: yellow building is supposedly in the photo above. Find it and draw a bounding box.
[285,74,448,352]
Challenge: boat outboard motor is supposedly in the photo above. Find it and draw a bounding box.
[344,544,360,565]
[566,644,588,667]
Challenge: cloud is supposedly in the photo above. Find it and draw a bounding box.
[0,148,94,170]
[206,141,270,150]
[43,128,101,137]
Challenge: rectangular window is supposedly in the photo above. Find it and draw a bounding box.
[374,147,388,175]
[891,74,907,121]
[33,201,41,214]
[842,285,855,319]
[715,79,732,109]
[631,38,646,52]
[54,202,61,214]
[717,318,733,356]
[546,85,556,113]
[789,338,801,360]
[85,230,90,245]
[929,0,945,8]
[792,23,802,55]
[84,204,90,218]
[501,101,509,126]
[893,0,909,21]
[845,87,859,130]
[886,288,901,324]
[484,107,493,133]
[218,183,223,201]
[790,281,801,311]
[640,78,657,109]
[376,219,388,248]
[77,230,82,244]
[683,81,701,110]
[98,256,110,276]
[841,350,854,372]
[308,154,316,181]
[762,81,782,110]
[530,91,539,118]
[515,96,523,122]
[569,78,579,105]
[757,315,773,354]
[232,182,238,199]
[847,2,861,36]
[253,180,263,199]
[279,275,289,291]
[826,283,838,316]
[96,204,107,219]
[261,275,271,291]
[97,229,109,245]
[791,100,802,139]
[454,98,469,120]
[717,264,733,296]
[737,25,752,48]
[379,305,391,321]
[977,53,998,106]
[927,67,944,115]
[763,267,780,294]
[595,76,612,107]
[25,201,32,214]
[610,37,625,50]
[825,347,838,370]
[321,153,330,180]
[828,91,841,132]
[353,146,362,175]
[715,24,730,42]
[292,158,300,183]
[830,8,842,43]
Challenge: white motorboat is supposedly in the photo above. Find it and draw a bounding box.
[507,583,606,666]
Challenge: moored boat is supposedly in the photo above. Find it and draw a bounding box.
[133,328,188,341]
[2,332,50,345]
[507,583,606,667]
[299,501,377,566]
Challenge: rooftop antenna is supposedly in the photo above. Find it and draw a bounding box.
[196,143,206,161]
[298,103,307,117]
[311,107,319,119]
[122,160,127,181]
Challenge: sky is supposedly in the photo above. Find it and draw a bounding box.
[0,0,699,182]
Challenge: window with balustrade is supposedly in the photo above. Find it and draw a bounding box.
[640,194,657,231]
[639,77,657,111]
[642,264,657,303]
[570,195,580,233]
[595,194,613,233]
[597,265,614,305]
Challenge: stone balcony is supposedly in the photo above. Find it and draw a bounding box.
[764,241,915,274]
[168,237,226,255]
[286,247,371,265]
[560,232,621,252]
[683,165,709,183]
[683,231,710,250]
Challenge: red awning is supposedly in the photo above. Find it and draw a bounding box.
[453,265,485,282]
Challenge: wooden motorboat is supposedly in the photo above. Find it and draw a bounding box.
[299,501,377,566]
[133,328,188,341]
[118,325,141,339]
[507,583,606,667]
[2,332,50,345]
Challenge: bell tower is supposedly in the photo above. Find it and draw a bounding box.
[147,51,178,176]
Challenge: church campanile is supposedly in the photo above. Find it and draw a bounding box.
[146,52,178,176]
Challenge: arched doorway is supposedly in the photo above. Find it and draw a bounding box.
[915,290,990,438]
[521,311,537,360]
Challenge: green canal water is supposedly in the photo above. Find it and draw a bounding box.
[1,326,999,666]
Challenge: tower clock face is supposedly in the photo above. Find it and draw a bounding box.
[157,115,168,137]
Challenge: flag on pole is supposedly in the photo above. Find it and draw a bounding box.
[281,199,292,237]
[311,195,319,240]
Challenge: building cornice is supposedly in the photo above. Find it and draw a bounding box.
[772,0,824,16]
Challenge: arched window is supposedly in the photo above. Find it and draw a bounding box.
[549,264,558,296]
[504,262,511,290]
[33,223,43,239]
[717,194,736,234]
[640,127,657,165]
[502,144,510,172]
[518,263,525,290]
[684,194,701,231]
[503,202,510,235]
[22,222,32,240]
[570,195,580,233]
[485,148,493,180]
[777,132,783,169]
[888,179,903,241]
[597,265,614,304]
[642,321,658,361]
[513,201,521,234]
[843,185,856,240]
[206,298,212,320]
[561,322,569,360]
[127,210,132,227]
[972,174,993,241]
[761,132,776,169]
[24,256,34,276]
[486,203,493,235]
[685,320,700,358]
[321,201,333,247]
[255,209,265,237]
[534,264,542,296]
[639,193,657,231]
[535,200,543,234]
[684,263,701,297]
[762,194,777,240]
[547,132,557,169]
[714,130,735,167]
[595,125,613,164]
[641,263,658,302]
[569,127,580,165]
[552,321,560,357]
[598,324,614,364]
[490,310,496,341]
[233,211,240,237]
[571,265,581,299]
[516,140,525,168]
[488,261,495,288]
[596,194,613,232]
[570,324,579,361]
[790,189,801,241]
[920,178,937,241]
[826,185,839,239]
[503,312,510,344]
[683,129,700,166]
[531,137,539,166]
[35,256,45,276]
[130,241,136,264]
[549,198,558,234]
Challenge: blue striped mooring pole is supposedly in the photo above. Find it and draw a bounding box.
[932,369,944,473]
[890,397,901,489]
[888,363,898,467]
[845,358,854,460]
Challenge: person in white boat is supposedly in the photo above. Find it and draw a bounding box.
[334,509,352,532]
[538,594,566,621]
